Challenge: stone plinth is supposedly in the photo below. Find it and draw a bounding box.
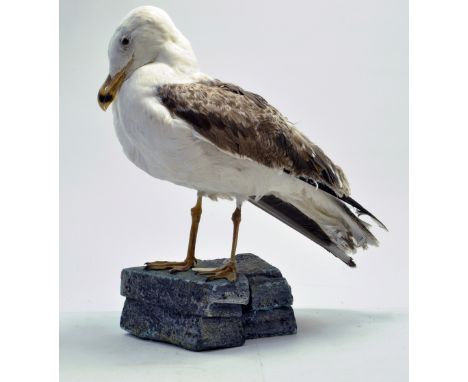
[120,253,296,351]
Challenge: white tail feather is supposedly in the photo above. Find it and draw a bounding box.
[280,186,379,254]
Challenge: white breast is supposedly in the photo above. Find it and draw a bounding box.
[111,64,296,200]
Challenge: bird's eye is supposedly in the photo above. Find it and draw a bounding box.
[121,37,130,46]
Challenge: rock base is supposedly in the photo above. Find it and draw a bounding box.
[120,254,296,351]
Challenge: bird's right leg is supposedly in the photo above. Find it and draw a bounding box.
[145,194,202,272]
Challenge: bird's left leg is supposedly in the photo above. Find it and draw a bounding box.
[145,193,202,272]
[194,202,242,282]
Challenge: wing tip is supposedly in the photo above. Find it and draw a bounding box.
[380,221,389,232]
[359,212,388,231]
[347,257,357,268]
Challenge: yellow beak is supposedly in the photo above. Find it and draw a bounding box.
[97,58,133,111]
[97,71,125,111]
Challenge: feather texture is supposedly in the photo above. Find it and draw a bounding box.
[249,195,357,267]
[157,80,351,197]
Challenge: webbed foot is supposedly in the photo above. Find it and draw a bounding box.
[193,262,237,282]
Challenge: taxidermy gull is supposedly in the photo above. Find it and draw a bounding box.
[98,6,386,282]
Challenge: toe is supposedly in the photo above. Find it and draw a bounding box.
[169,264,192,273]
[145,262,179,270]
[145,261,170,266]
[193,267,218,273]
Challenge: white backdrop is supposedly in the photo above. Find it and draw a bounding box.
[60,0,408,312]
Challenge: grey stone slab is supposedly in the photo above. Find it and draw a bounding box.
[195,254,292,311]
[121,265,249,318]
[243,307,297,339]
[249,276,294,310]
[120,254,297,351]
[121,299,245,351]
[232,253,284,278]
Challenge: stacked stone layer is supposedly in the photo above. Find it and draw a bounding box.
[120,253,296,351]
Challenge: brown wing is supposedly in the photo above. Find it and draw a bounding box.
[157,79,351,197]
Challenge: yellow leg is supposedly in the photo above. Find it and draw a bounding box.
[194,205,241,282]
[145,194,202,272]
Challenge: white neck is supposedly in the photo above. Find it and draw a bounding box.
[155,39,199,75]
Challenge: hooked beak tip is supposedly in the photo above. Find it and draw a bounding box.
[98,92,113,111]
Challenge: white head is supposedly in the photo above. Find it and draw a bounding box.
[98,6,197,111]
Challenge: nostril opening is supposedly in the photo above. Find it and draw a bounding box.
[98,93,113,103]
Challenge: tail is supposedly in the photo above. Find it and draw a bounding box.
[249,190,383,267]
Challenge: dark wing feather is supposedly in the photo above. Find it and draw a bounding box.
[249,195,356,267]
[157,79,351,197]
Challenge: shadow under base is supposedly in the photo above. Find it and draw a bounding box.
[120,254,297,351]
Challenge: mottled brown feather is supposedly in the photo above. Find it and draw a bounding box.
[157,80,351,197]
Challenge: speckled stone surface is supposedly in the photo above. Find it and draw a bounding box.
[121,299,245,351]
[120,253,296,351]
[121,263,249,318]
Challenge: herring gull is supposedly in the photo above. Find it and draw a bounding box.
[98,6,386,281]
